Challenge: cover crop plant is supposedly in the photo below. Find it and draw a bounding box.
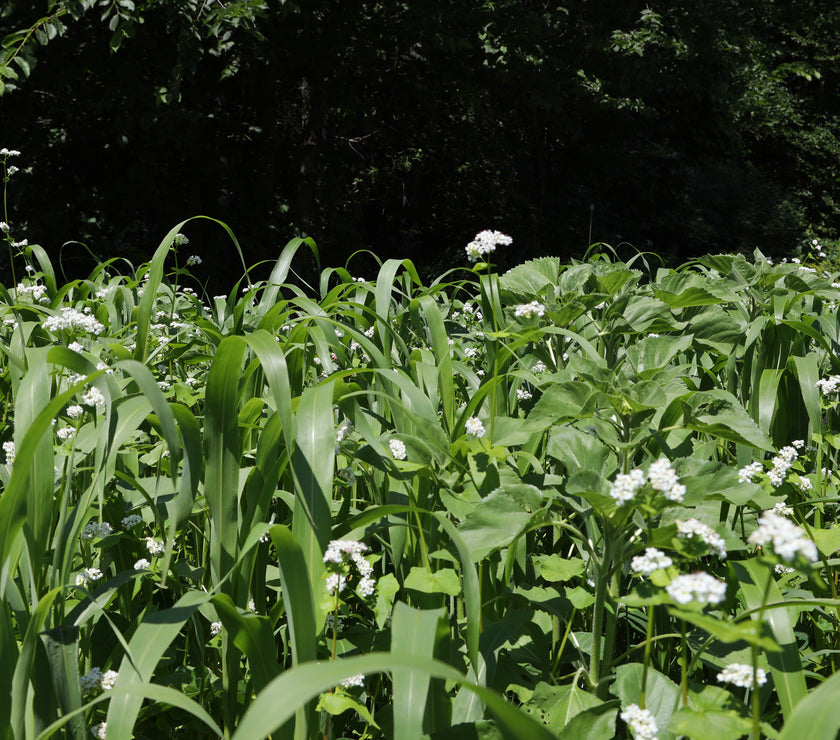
[1,172,840,739]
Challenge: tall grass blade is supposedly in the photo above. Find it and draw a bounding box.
[230,653,556,740]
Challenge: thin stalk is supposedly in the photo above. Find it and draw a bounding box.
[589,538,612,697]
[680,619,689,706]
[751,572,774,740]
[640,605,655,710]
[551,607,577,677]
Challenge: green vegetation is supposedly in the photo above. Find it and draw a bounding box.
[2,200,840,739]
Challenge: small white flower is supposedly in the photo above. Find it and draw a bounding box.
[665,572,726,606]
[56,426,74,441]
[325,573,347,594]
[340,673,365,688]
[91,722,107,740]
[210,621,222,636]
[465,416,485,437]
[516,388,532,401]
[630,547,673,576]
[100,670,119,691]
[357,576,376,597]
[3,440,15,465]
[186,255,202,266]
[389,438,407,460]
[738,461,764,483]
[133,559,150,570]
[145,538,165,556]
[336,420,353,442]
[513,301,546,319]
[81,386,106,409]
[532,361,547,374]
[717,663,767,689]
[609,468,645,506]
[747,510,818,563]
[75,568,104,588]
[816,375,840,395]
[676,518,728,559]
[620,703,658,740]
[66,404,85,419]
[247,599,257,613]
[465,230,512,261]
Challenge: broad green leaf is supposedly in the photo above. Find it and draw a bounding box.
[778,670,840,740]
[405,567,462,596]
[457,485,545,561]
[391,603,447,739]
[668,707,753,740]
[537,555,585,583]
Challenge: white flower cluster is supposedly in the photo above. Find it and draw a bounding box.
[134,559,150,570]
[336,419,353,443]
[532,360,547,374]
[630,547,673,576]
[42,307,104,335]
[513,301,546,319]
[620,703,658,740]
[676,518,728,559]
[389,438,407,460]
[610,459,686,506]
[747,510,818,563]
[91,722,107,739]
[75,568,104,588]
[647,458,686,502]
[323,539,375,597]
[3,440,15,465]
[516,388,532,401]
[210,621,222,636]
[80,667,119,694]
[465,416,485,437]
[716,663,767,689]
[121,514,143,528]
[67,404,84,419]
[738,461,764,483]
[81,521,113,540]
[816,375,840,395]
[146,538,166,556]
[16,282,49,303]
[464,229,512,262]
[0,148,21,157]
[186,255,202,266]
[340,673,365,688]
[609,469,646,505]
[768,445,799,487]
[56,427,74,441]
[666,571,726,605]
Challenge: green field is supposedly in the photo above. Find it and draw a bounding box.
[3,221,840,740]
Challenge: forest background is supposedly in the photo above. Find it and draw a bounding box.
[1,0,839,291]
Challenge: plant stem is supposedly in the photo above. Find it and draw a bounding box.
[680,619,688,706]
[640,605,655,709]
[590,538,612,697]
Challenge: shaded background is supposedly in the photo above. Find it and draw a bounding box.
[1,0,839,291]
